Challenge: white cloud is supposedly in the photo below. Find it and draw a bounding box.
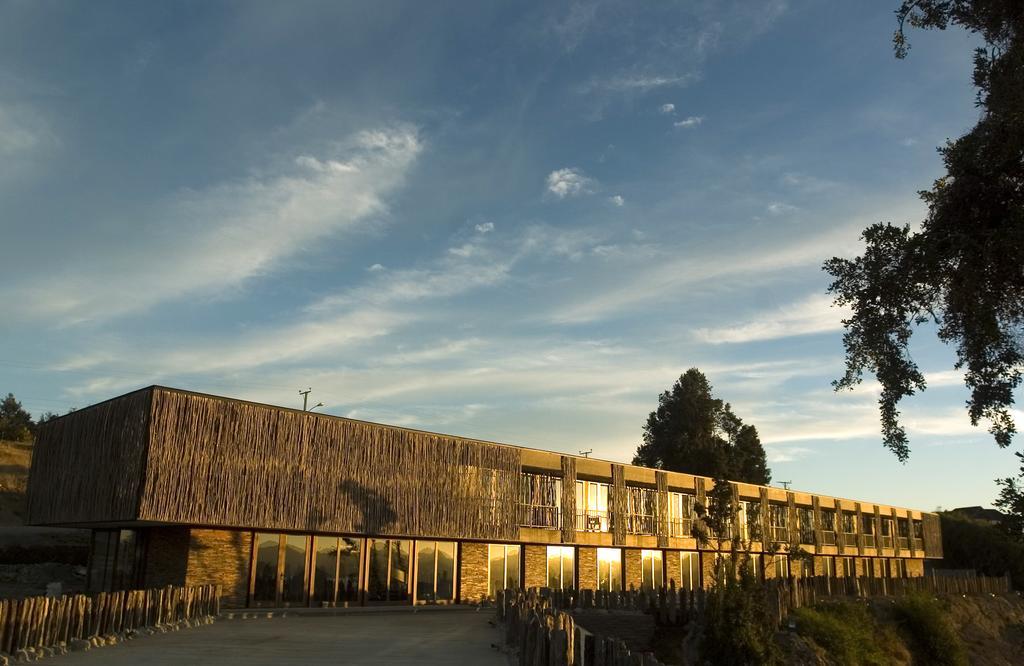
[546,167,595,198]
[694,293,850,344]
[609,195,625,206]
[673,116,703,128]
[11,125,422,323]
[659,103,676,114]
[367,263,385,272]
[901,137,917,147]
[766,201,798,215]
[474,221,495,233]
[587,74,695,93]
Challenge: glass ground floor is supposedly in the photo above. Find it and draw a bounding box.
[87,528,929,608]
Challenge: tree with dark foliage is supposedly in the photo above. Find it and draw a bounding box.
[633,368,771,485]
[0,393,34,442]
[825,1,1024,461]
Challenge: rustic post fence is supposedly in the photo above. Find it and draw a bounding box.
[0,584,220,661]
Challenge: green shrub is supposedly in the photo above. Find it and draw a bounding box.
[892,593,966,666]
[792,601,898,666]
[699,559,779,665]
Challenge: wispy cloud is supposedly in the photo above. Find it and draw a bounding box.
[546,167,595,198]
[659,103,675,114]
[673,116,703,128]
[766,201,798,215]
[694,293,849,344]
[9,125,423,324]
[474,221,495,233]
[609,194,625,206]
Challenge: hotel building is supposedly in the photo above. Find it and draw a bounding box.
[26,386,942,607]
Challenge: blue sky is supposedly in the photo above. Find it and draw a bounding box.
[1,1,1016,511]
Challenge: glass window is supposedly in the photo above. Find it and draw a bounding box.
[745,554,762,582]
[366,538,412,602]
[840,557,854,577]
[389,539,411,601]
[281,535,308,604]
[669,493,695,537]
[89,530,119,592]
[577,481,611,532]
[641,550,664,590]
[311,537,338,605]
[820,556,836,578]
[862,514,875,534]
[768,504,788,541]
[546,546,574,589]
[112,530,142,591]
[338,538,361,603]
[596,548,622,592]
[679,552,700,591]
[772,555,789,579]
[416,541,457,603]
[252,533,280,604]
[488,544,521,598]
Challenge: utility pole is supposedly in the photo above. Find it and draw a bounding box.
[780,481,792,490]
[299,388,324,412]
[579,449,592,458]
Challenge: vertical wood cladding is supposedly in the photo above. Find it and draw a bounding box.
[27,388,153,525]
[787,492,798,545]
[560,457,576,543]
[611,465,626,545]
[656,473,669,548]
[458,542,488,603]
[855,503,865,555]
[138,388,522,540]
[922,513,943,558]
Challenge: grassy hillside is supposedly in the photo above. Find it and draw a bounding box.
[0,440,32,526]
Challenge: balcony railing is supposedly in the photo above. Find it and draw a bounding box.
[842,532,858,547]
[912,537,924,551]
[769,526,789,542]
[898,537,910,550]
[799,528,815,545]
[668,519,693,538]
[576,510,610,533]
[880,535,894,549]
[626,513,657,536]
[862,534,876,548]
[519,504,560,529]
[821,530,836,546]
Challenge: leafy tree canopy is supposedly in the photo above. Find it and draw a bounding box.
[825,1,1024,461]
[633,368,772,485]
[0,393,35,442]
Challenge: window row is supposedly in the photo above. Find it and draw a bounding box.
[520,474,924,549]
[250,534,457,607]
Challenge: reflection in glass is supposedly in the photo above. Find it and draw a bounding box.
[415,541,457,603]
[416,541,437,602]
[596,548,622,592]
[389,540,410,601]
[281,535,307,604]
[436,541,455,601]
[488,544,520,598]
[546,546,574,590]
[338,538,361,603]
[679,552,699,591]
[641,550,664,590]
[252,533,279,604]
[367,539,390,601]
[311,537,338,605]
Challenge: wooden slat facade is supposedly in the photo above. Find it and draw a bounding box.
[27,385,943,559]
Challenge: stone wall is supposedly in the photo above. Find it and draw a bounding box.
[577,547,597,590]
[459,541,488,603]
[665,550,682,589]
[524,545,547,589]
[185,529,252,608]
[624,549,642,591]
